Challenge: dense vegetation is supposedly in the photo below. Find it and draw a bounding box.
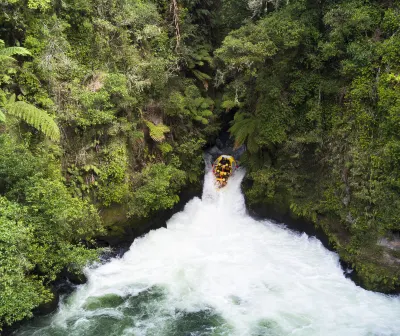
[1,0,400,330]
[0,0,223,328]
[215,0,400,292]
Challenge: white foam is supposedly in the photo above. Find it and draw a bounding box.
[29,168,400,335]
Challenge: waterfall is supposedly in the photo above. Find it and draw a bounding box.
[16,168,400,336]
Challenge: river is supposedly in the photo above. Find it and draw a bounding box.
[15,168,400,336]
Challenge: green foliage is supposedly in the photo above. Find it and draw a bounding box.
[145,120,170,143]
[246,168,277,202]
[128,163,186,218]
[157,142,173,155]
[0,47,31,58]
[175,137,206,183]
[166,84,214,126]
[0,197,52,327]
[5,97,60,141]
[0,0,222,328]
[215,9,304,72]
[185,44,213,82]
[0,40,31,64]
[0,135,103,328]
[27,0,51,10]
[217,0,400,291]
[229,113,259,153]
[63,73,136,128]
[218,0,251,33]
[97,142,129,206]
[0,40,59,142]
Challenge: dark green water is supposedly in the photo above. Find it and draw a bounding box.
[17,286,237,336]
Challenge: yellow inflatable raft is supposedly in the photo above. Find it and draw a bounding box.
[212,155,237,188]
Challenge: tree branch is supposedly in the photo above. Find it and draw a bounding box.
[170,0,181,51]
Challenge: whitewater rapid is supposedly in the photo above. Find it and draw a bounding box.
[16,169,400,336]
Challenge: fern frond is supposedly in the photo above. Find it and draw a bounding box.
[8,94,16,105]
[6,101,60,141]
[229,112,259,151]
[247,133,259,153]
[0,47,31,57]
[201,109,213,117]
[221,100,237,111]
[192,69,212,82]
[0,110,5,122]
[157,142,173,154]
[0,54,17,63]
[194,115,208,124]
[0,93,6,106]
[144,120,170,142]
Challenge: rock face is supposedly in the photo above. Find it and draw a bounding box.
[378,237,400,266]
[245,198,332,253]
[33,287,60,316]
[241,174,400,294]
[96,184,202,249]
[246,192,400,294]
[379,237,400,251]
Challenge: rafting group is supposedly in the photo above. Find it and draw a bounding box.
[212,155,237,188]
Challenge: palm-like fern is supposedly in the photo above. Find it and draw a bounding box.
[2,95,60,141]
[144,120,170,142]
[0,43,56,140]
[229,112,259,153]
[0,39,31,63]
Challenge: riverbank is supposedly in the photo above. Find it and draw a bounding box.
[244,188,400,294]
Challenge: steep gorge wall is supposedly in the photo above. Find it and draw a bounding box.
[2,0,400,330]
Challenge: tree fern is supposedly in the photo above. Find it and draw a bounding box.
[6,100,60,141]
[144,120,170,142]
[229,112,259,153]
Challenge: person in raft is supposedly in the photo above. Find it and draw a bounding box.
[215,158,231,187]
